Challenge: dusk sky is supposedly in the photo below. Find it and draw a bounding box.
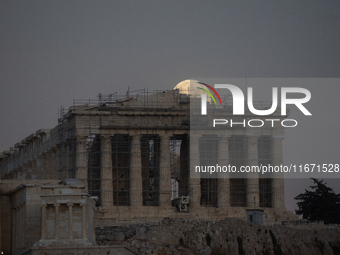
[1,1,340,212]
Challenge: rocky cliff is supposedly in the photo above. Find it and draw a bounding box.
[96,218,340,255]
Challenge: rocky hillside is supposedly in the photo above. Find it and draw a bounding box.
[96,218,340,255]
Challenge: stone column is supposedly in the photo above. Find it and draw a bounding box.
[65,143,71,176]
[44,152,51,177]
[36,153,45,176]
[272,136,285,209]
[35,157,42,177]
[130,134,143,206]
[41,204,47,239]
[31,160,37,179]
[189,135,201,208]
[16,206,20,249]
[80,204,87,239]
[76,136,88,188]
[12,207,16,253]
[22,204,25,248]
[19,205,23,248]
[218,136,230,209]
[68,203,73,239]
[101,135,113,207]
[159,134,172,207]
[47,149,53,178]
[54,203,60,239]
[51,148,58,179]
[247,136,259,208]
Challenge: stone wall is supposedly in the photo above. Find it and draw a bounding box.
[0,128,59,180]
[96,218,340,255]
[29,245,139,255]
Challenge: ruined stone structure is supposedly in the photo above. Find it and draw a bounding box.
[96,218,340,255]
[1,179,97,253]
[0,81,298,254]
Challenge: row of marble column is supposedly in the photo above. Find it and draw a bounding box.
[41,203,87,240]
[75,133,285,209]
[190,135,285,209]
[75,133,172,207]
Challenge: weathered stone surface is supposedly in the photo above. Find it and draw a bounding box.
[96,218,340,255]
[30,245,139,255]
[136,227,147,240]
[62,178,85,188]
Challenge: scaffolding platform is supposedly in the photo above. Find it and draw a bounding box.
[172,195,190,212]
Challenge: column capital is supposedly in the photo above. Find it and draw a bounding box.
[247,136,258,145]
[54,203,60,207]
[160,133,171,139]
[130,134,141,140]
[67,203,74,207]
[80,203,87,207]
[157,130,173,137]
[129,130,141,137]
[100,134,111,140]
[75,135,88,141]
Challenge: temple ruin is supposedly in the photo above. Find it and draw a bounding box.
[0,80,297,254]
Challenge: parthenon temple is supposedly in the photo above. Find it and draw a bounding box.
[0,80,297,254]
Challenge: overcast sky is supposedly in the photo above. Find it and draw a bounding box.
[1,1,340,212]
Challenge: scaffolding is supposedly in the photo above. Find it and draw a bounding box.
[0,86,287,228]
[56,89,192,209]
[53,88,279,217]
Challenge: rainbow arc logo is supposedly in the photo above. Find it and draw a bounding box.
[196,82,223,106]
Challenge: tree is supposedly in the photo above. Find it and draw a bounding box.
[294,178,340,224]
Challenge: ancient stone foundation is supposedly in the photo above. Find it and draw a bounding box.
[96,218,340,255]
[29,246,138,255]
